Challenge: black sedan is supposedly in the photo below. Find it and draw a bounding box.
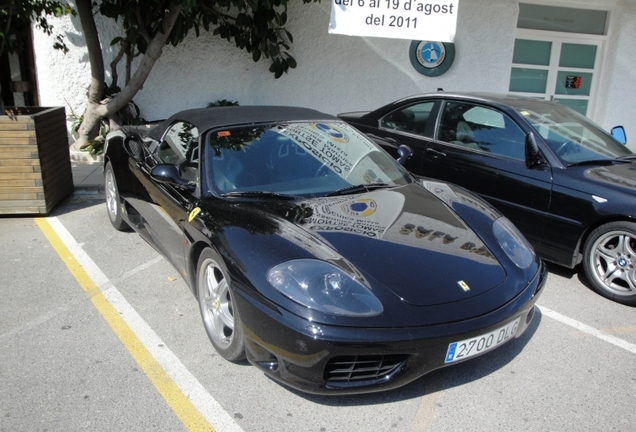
[339,92,636,306]
[103,105,545,395]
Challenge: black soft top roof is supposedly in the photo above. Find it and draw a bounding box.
[148,105,336,141]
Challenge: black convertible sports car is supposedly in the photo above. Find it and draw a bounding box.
[103,105,546,395]
[339,92,636,306]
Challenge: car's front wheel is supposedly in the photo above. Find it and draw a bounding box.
[104,162,129,231]
[583,221,636,306]
[196,249,246,361]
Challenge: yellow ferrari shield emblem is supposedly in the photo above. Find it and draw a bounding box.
[188,207,201,223]
[458,280,471,292]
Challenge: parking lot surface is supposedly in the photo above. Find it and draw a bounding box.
[1,193,635,432]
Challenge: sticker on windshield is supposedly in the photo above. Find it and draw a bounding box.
[217,131,231,137]
[311,123,350,144]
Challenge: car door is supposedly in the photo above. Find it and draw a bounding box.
[421,100,553,248]
[130,121,200,277]
[354,100,441,176]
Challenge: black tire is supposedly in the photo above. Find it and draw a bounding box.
[104,162,130,231]
[196,249,246,361]
[583,221,636,306]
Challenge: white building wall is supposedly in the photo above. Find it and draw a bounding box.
[32,0,636,148]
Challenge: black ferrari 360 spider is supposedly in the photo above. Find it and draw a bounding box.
[103,105,546,395]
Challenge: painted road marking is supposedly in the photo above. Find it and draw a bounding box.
[538,305,636,355]
[36,217,244,432]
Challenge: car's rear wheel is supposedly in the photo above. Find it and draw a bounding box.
[583,221,636,306]
[104,162,129,231]
[197,249,246,361]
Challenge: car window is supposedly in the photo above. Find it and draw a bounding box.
[380,102,435,136]
[156,122,199,181]
[205,121,411,197]
[438,101,526,160]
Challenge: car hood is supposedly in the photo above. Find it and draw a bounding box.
[584,163,636,191]
[200,183,508,308]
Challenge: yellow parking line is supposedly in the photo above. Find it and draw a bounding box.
[35,218,214,432]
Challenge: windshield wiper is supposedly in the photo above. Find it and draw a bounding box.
[567,159,618,167]
[327,183,389,197]
[568,156,636,167]
[222,191,298,200]
[614,154,636,162]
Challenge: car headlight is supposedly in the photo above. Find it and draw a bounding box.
[493,217,535,269]
[267,259,383,317]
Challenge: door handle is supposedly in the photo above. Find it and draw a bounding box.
[426,148,446,158]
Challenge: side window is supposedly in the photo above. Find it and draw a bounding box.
[156,122,199,166]
[438,102,526,160]
[380,102,435,136]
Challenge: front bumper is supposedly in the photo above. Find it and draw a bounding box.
[234,262,547,395]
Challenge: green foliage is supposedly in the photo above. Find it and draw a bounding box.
[97,0,319,79]
[0,0,75,57]
[207,99,240,107]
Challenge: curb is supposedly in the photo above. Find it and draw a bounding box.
[69,149,104,164]
[73,185,104,195]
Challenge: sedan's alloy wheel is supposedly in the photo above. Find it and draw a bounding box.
[584,221,636,306]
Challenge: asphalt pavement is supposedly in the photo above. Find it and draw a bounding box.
[1,156,635,431]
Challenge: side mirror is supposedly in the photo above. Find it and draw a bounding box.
[611,126,627,145]
[525,132,542,168]
[150,164,195,191]
[396,145,413,165]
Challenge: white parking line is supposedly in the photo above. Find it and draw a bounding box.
[538,305,636,355]
[45,216,244,432]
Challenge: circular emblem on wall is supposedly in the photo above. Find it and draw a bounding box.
[409,41,456,77]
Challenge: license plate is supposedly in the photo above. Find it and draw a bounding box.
[445,317,520,364]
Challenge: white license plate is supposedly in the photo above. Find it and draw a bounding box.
[445,317,520,363]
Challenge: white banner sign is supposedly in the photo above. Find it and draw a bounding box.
[329,0,458,42]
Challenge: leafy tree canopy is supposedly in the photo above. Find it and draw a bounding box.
[0,0,74,57]
[71,0,319,148]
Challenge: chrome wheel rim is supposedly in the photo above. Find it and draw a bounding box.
[201,261,234,348]
[590,230,636,297]
[105,169,118,221]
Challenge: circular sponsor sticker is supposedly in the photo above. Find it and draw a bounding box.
[312,123,349,144]
[341,198,377,217]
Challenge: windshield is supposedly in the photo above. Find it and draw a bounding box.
[516,103,632,164]
[203,121,411,197]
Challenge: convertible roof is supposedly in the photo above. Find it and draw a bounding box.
[149,105,337,140]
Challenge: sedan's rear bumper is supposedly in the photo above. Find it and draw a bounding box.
[235,262,547,395]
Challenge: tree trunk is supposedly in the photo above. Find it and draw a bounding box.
[74,0,105,147]
[73,1,183,148]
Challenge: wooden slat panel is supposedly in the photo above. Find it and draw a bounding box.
[0,145,39,152]
[0,159,39,167]
[0,180,37,187]
[0,172,43,180]
[0,130,37,139]
[0,107,71,215]
[0,192,40,200]
[0,138,37,145]
[0,186,43,193]
[0,166,39,173]
[0,152,38,159]
[0,199,45,207]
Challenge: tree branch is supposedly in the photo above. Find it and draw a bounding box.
[75,0,104,105]
[104,3,183,116]
[135,9,152,44]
